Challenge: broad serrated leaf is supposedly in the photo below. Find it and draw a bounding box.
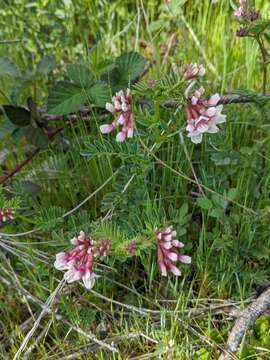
[102,52,146,90]
[47,82,86,115]
[86,81,110,107]
[102,67,124,91]
[2,105,31,127]
[94,59,115,76]
[36,55,55,76]
[0,57,21,78]
[66,64,95,87]
[23,126,48,149]
[116,51,146,82]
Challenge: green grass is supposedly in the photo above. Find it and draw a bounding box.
[1,0,270,359]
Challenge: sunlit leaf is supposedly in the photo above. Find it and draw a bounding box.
[116,51,146,82]
[47,81,85,115]
[66,64,95,87]
[86,81,110,107]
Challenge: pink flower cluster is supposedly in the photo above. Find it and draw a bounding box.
[157,226,191,277]
[126,240,137,254]
[186,87,226,144]
[234,0,259,22]
[183,63,206,80]
[234,0,245,17]
[54,231,111,289]
[100,89,134,142]
[0,208,14,223]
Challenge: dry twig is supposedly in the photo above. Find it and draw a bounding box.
[219,287,270,360]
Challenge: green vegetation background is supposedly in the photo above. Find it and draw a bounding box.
[1,0,270,359]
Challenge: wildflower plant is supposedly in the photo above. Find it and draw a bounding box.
[2,1,270,358]
[100,89,135,142]
[157,226,191,276]
[54,231,111,289]
[0,189,19,226]
[233,0,270,94]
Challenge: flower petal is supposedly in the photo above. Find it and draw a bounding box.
[159,261,167,276]
[54,252,70,270]
[161,241,173,250]
[208,93,220,106]
[100,124,115,134]
[207,124,219,133]
[172,240,184,248]
[117,114,125,125]
[105,102,115,113]
[64,268,82,283]
[82,271,96,289]
[166,251,178,262]
[205,107,216,117]
[127,126,134,138]
[116,131,126,142]
[70,237,79,245]
[167,261,181,276]
[197,123,209,133]
[179,254,191,264]
[190,133,203,144]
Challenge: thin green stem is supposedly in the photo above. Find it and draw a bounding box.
[256,36,268,95]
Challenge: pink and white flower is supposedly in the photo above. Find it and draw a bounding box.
[54,231,111,290]
[94,239,111,257]
[0,208,14,223]
[156,226,191,277]
[100,89,135,142]
[185,87,226,144]
[183,63,206,80]
[234,0,245,17]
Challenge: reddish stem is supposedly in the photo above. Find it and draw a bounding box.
[0,127,63,186]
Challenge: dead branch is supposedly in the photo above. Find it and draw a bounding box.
[0,126,63,186]
[219,286,270,360]
[0,275,119,354]
[1,91,269,187]
[0,39,22,44]
[42,93,270,122]
[161,93,270,108]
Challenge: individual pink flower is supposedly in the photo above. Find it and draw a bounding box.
[126,240,137,254]
[54,231,111,289]
[0,208,14,223]
[234,0,245,17]
[156,226,191,277]
[94,239,111,257]
[100,89,135,142]
[185,86,226,144]
[183,63,206,80]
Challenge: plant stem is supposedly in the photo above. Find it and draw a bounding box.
[256,36,268,95]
